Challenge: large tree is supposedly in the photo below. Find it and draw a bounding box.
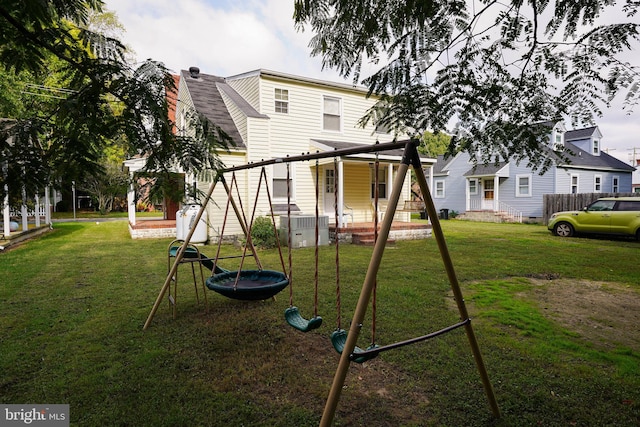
[294,0,639,170]
[0,1,232,204]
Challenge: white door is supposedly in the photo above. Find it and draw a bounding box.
[482,179,495,210]
[323,167,336,216]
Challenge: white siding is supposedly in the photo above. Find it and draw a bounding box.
[226,74,260,111]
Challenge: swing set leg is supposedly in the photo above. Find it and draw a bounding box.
[320,141,500,426]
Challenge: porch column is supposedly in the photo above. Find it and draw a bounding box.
[387,162,394,200]
[3,186,9,237]
[21,187,27,232]
[34,194,41,227]
[465,178,470,211]
[337,159,344,228]
[127,181,136,225]
[493,176,499,211]
[44,187,51,225]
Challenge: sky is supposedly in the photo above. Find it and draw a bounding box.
[104,0,640,166]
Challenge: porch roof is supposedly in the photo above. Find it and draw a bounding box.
[463,162,509,177]
[310,139,435,164]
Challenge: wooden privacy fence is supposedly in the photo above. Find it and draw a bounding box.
[543,192,638,224]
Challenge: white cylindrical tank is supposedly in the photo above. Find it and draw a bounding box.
[184,204,208,243]
[175,207,186,240]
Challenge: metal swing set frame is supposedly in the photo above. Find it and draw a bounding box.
[143,139,500,424]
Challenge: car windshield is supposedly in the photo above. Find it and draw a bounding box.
[587,200,616,211]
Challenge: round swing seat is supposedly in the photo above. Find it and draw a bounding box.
[205,270,289,301]
[330,329,379,364]
[284,306,323,332]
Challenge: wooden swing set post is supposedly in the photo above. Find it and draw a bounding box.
[411,150,501,419]
[321,140,500,425]
[320,142,412,427]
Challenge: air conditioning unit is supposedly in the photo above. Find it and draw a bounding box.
[280,215,329,248]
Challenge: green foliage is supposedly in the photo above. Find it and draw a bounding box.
[420,130,451,157]
[250,216,278,249]
[0,1,233,203]
[294,1,640,170]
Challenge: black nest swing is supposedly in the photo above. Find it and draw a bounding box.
[206,270,289,301]
[204,168,290,302]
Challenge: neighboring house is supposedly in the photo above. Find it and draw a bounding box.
[137,67,434,241]
[429,121,636,222]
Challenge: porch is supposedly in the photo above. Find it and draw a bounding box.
[129,219,177,239]
[331,221,432,245]
[128,218,433,244]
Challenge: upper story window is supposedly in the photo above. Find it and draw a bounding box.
[323,96,341,131]
[372,108,390,134]
[275,88,289,114]
[554,131,563,149]
[592,138,600,155]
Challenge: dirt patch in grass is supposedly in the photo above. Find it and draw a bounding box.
[527,278,640,351]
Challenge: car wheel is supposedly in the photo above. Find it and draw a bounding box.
[554,222,574,237]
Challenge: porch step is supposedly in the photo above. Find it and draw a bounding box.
[352,232,396,246]
[458,211,520,223]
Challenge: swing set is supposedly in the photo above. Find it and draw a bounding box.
[143,139,500,424]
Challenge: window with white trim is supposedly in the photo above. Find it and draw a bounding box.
[323,96,341,131]
[274,88,288,113]
[592,139,599,155]
[468,179,478,195]
[370,165,387,199]
[554,132,563,149]
[612,176,620,193]
[272,162,293,200]
[594,175,602,192]
[373,108,390,134]
[434,180,445,198]
[325,169,335,194]
[516,174,532,197]
[570,174,579,194]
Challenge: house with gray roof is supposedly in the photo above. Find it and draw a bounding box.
[429,121,636,222]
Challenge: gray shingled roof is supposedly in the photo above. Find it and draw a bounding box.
[561,141,635,171]
[180,70,246,148]
[310,139,432,162]
[463,162,509,176]
[565,126,597,141]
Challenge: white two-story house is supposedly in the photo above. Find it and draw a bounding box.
[155,67,434,242]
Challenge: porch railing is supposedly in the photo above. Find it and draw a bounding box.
[9,205,48,218]
[468,199,523,223]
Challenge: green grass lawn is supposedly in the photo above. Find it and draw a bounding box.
[1,220,638,426]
